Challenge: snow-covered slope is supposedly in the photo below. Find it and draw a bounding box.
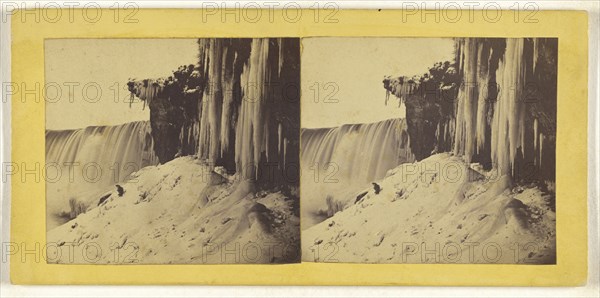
[302,153,555,264]
[47,156,300,264]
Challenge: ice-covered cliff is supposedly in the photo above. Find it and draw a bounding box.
[383,38,557,182]
[129,38,300,190]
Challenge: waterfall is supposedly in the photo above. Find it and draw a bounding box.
[301,118,413,228]
[46,121,158,230]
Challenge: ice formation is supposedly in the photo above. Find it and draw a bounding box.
[383,38,557,181]
[128,38,300,187]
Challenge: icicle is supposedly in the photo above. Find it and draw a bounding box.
[278,38,284,76]
[533,117,538,166]
[475,42,491,153]
[533,38,539,74]
[208,39,223,165]
[491,38,525,175]
[277,123,283,170]
[278,123,282,153]
[385,90,390,106]
[220,44,236,157]
[539,133,544,167]
[235,38,272,180]
[283,138,288,166]
[265,121,270,162]
[519,104,525,158]
[453,38,479,162]
[196,38,227,165]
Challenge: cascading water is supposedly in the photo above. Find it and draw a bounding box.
[301,118,414,229]
[46,121,158,230]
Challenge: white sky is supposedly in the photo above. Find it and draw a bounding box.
[301,37,455,128]
[45,39,199,130]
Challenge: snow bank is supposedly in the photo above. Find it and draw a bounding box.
[302,153,555,264]
[47,156,300,264]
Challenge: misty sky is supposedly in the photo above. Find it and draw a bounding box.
[301,37,455,128]
[45,39,199,130]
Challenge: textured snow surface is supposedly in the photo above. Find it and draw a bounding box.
[47,156,300,264]
[302,153,555,264]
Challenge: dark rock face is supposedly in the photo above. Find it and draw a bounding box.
[524,38,557,182]
[128,65,200,164]
[402,92,444,161]
[148,92,185,163]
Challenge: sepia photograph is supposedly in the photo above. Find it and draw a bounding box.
[45,38,301,264]
[5,4,593,290]
[301,37,557,264]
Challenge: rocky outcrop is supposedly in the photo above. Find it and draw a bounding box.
[127,64,202,164]
[384,61,459,160]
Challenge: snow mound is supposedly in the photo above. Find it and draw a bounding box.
[302,153,555,264]
[47,156,300,264]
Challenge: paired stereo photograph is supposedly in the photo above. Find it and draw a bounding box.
[45,37,557,264]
